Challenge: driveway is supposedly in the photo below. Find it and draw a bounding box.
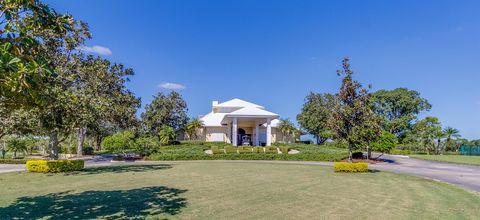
[370,154,480,192]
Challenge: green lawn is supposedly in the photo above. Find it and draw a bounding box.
[410,155,480,166]
[1,162,479,219]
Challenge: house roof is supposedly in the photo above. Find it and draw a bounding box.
[227,107,278,118]
[215,98,265,109]
[200,112,228,127]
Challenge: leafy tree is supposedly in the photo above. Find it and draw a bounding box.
[277,118,299,143]
[101,130,136,152]
[371,131,398,155]
[329,58,380,161]
[185,118,203,140]
[141,91,188,134]
[7,138,27,158]
[0,0,77,108]
[407,117,443,154]
[443,127,461,152]
[371,88,431,139]
[133,136,160,156]
[159,126,176,145]
[297,93,335,144]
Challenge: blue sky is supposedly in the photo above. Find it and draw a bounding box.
[46,0,480,139]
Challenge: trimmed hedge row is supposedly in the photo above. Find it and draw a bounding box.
[26,160,84,173]
[148,144,347,162]
[333,162,368,173]
[0,159,30,164]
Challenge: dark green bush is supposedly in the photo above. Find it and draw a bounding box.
[83,146,94,155]
[0,158,31,164]
[238,146,253,154]
[352,152,363,159]
[279,146,290,154]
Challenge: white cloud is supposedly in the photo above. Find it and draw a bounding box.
[158,82,186,90]
[79,45,112,55]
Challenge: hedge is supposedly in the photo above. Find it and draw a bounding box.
[26,160,84,173]
[0,159,30,164]
[333,162,368,173]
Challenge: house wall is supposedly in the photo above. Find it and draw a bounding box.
[203,127,228,142]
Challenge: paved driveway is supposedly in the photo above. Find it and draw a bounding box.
[370,154,480,192]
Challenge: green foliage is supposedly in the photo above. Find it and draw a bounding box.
[371,131,398,153]
[185,118,203,140]
[253,146,264,153]
[133,135,160,156]
[210,146,224,154]
[141,91,188,134]
[158,126,176,145]
[82,146,94,155]
[224,146,237,154]
[6,138,28,158]
[330,58,381,161]
[277,118,300,143]
[279,146,290,154]
[149,142,348,162]
[26,160,84,173]
[405,117,443,154]
[237,146,253,154]
[297,93,335,144]
[0,158,33,164]
[101,131,136,152]
[334,162,368,172]
[390,149,412,155]
[264,146,278,154]
[371,88,431,138]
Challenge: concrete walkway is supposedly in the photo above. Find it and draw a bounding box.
[1,156,479,192]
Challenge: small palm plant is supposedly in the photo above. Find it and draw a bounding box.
[7,138,28,159]
[277,119,299,143]
[443,127,461,152]
[186,118,204,140]
[159,125,176,145]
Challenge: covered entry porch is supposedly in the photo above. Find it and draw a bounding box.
[223,116,277,147]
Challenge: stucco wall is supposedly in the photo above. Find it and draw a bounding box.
[203,126,279,145]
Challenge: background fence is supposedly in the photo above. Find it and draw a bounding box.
[459,145,480,156]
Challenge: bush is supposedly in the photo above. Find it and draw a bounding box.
[334,162,368,173]
[210,146,224,154]
[134,136,160,156]
[390,149,412,155]
[238,147,253,154]
[352,152,364,159]
[26,160,84,173]
[0,158,31,164]
[102,131,136,152]
[83,146,94,155]
[224,146,237,154]
[264,147,278,154]
[253,147,264,153]
[279,146,290,154]
[372,131,398,153]
[159,126,176,145]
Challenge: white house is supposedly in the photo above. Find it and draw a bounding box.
[199,98,283,146]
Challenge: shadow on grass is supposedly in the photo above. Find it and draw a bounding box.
[64,164,173,176]
[0,186,187,219]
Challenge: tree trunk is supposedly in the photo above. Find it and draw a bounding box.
[49,132,59,160]
[348,143,353,162]
[77,127,86,156]
[95,135,102,151]
[13,151,17,159]
[367,145,371,160]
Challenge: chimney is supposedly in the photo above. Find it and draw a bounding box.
[212,100,218,106]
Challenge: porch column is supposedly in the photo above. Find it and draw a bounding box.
[255,121,259,146]
[232,117,238,146]
[266,118,272,146]
[226,122,231,144]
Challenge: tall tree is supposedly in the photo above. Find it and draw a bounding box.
[0,0,77,109]
[297,92,335,144]
[371,88,431,138]
[407,117,443,155]
[141,91,188,135]
[329,58,380,161]
[443,127,460,152]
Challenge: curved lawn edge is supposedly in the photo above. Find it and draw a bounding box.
[409,155,480,166]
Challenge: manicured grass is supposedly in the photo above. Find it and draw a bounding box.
[410,155,480,166]
[0,162,479,219]
[148,142,348,162]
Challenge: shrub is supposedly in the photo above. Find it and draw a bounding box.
[0,158,31,164]
[134,136,160,156]
[372,131,398,153]
[279,146,290,154]
[352,152,364,159]
[264,147,278,154]
[334,162,368,173]
[238,146,253,154]
[224,146,237,154]
[159,126,176,145]
[253,147,264,153]
[390,149,412,155]
[83,146,94,155]
[26,160,84,173]
[102,131,136,152]
[210,146,224,154]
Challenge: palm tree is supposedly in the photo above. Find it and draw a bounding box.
[443,127,461,152]
[277,119,299,143]
[159,126,176,145]
[186,118,204,140]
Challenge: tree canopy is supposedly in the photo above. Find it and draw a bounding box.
[141,91,188,134]
[297,92,335,144]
